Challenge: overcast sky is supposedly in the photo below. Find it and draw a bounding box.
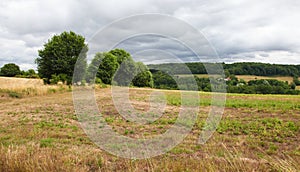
[1,0,300,70]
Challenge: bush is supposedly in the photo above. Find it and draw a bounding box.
[16,69,39,78]
[95,77,102,84]
[290,82,296,90]
[50,74,69,85]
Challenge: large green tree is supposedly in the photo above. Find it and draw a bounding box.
[35,31,88,84]
[0,63,21,77]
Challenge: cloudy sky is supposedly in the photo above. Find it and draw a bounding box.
[1,0,300,70]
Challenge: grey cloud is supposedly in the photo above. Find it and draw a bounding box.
[259,53,269,57]
[0,0,300,70]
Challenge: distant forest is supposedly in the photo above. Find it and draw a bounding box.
[148,62,300,77]
[148,62,300,95]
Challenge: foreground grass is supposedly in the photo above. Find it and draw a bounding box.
[0,87,299,171]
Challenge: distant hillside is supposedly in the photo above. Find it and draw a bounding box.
[148,62,300,77]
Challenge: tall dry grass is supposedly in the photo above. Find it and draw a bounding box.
[0,143,298,172]
[0,77,44,88]
[0,77,70,97]
[0,144,89,172]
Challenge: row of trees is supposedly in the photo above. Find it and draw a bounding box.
[224,63,300,76]
[35,31,152,87]
[148,62,300,77]
[0,63,38,78]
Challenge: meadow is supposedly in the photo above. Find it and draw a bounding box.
[0,77,299,171]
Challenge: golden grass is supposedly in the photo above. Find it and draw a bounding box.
[1,143,296,172]
[235,75,294,83]
[0,76,44,88]
[0,77,69,97]
[0,84,299,171]
[0,144,103,172]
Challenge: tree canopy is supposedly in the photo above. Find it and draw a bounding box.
[148,62,300,77]
[86,49,153,87]
[95,52,119,84]
[0,63,21,77]
[35,31,88,84]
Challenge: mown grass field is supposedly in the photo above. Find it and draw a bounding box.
[0,78,299,171]
[235,75,295,84]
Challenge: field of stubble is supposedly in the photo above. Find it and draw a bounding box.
[0,80,299,171]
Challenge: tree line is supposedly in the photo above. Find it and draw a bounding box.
[35,31,153,87]
[1,31,153,88]
[0,63,39,78]
[149,71,299,95]
[148,62,300,77]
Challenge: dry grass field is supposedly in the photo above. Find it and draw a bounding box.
[235,75,294,83]
[0,77,44,88]
[0,78,299,171]
[0,77,70,98]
